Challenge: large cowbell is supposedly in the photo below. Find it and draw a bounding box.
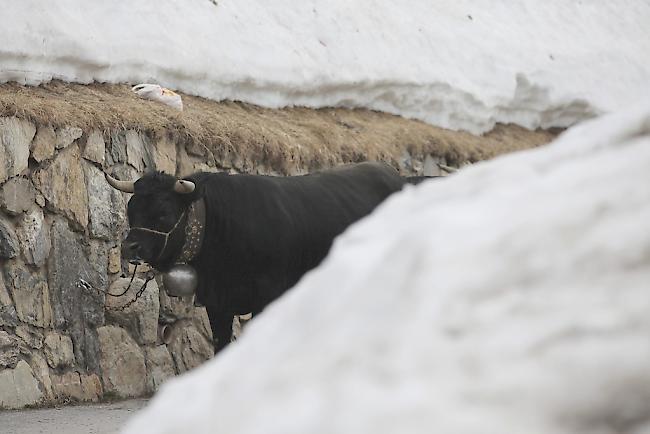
[162,264,198,297]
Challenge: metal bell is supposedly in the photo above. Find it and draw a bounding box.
[162,264,198,297]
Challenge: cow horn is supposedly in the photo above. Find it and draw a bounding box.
[174,179,195,194]
[105,172,135,193]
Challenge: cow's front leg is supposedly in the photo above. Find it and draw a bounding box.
[205,306,234,355]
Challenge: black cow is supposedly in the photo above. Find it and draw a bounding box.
[107,162,430,353]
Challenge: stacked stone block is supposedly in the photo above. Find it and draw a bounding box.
[0,114,439,409]
[0,117,213,409]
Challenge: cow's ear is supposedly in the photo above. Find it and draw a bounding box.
[174,179,195,194]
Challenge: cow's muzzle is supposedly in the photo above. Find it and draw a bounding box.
[123,210,188,265]
[121,240,143,264]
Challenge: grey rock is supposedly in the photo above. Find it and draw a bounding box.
[144,345,176,392]
[87,240,110,291]
[176,145,192,177]
[83,130,105,165]
[185,140,208,158]
[166,321,213,373]
[152,134,177,175]
[0,360,44,409]
[31,125,56,162]
[0,117,35,183]
[0,217,19,259]
[55,126,82,150]
[48,218,105,370]
[35,193,45,207]
[51,371,102,402]
[0,269,13,306]
[32,144,88,228]
[423,154,444,177]
[126,130,154,171]
[195,307,214,341]
[108,247,121,274]
[97,326,146,398]
[1,177,36,216]
[43,332,75,369]
[0,272,18,327]
[50,372,80,401]
[0,305,18,327]
[82,329,101,374]
[411,157,424,175]
[398,149,413,174]
[105,277,159,345]
[29,353,53,401]
[79,373,103,402]
[107,130,128,165]
[177,145,214,177]
[158,275,197,322]
[232,314,253,341]
[17,207,50,266]
[84,162,126,240]
[5,263,51,328]
[0,330,19,369]
[15,324,44,350]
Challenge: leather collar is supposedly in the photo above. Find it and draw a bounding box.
[177,198,206,263]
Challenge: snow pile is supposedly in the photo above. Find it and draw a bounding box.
[122,105,650,434]
[2,1,649,133]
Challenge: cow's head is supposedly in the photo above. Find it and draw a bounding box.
[106,171,196,270]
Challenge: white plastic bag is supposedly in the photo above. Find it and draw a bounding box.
[132,83,183,111]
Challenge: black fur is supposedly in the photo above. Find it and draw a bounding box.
[122,162,436,353]
[405,175,440,185]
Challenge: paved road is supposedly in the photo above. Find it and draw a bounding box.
[0,399,148,434]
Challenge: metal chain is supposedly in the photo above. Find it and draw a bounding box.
[76,265,157,311]
[114,272,156,311]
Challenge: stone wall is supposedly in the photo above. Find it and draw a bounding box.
[0,117,222,409]
[0,114,443,409]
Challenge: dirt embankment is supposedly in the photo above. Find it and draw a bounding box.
[0,81,560,174]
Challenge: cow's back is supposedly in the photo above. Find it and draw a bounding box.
[264,162,403,255]
[190,162,405,312]
[286,162,404,242]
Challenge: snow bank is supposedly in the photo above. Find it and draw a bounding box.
[2,1,649,133]
[122,104,650,433]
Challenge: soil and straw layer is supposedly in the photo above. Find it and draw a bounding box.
[0,81,560,173]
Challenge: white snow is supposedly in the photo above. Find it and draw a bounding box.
[2,1,649,133]
[5,2,649,430]
[122,103,650,434]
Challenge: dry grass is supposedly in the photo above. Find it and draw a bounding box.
[0,81,560,173]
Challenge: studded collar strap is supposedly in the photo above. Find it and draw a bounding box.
[177,198,206,263]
